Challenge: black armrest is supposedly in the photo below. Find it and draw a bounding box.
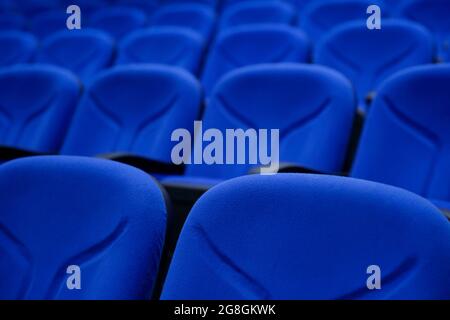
[442,208,450,220]
[365,91,377,107]
[249,162,331,175]
[0,146,50,161]
[98,153,184,175]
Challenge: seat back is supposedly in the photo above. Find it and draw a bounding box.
[400,0,450,61]
[0,156,167,299]
[62,65,202,163]
[187,64,356,179]
[150,4,215,39]
[219,1,295,29]
[201,25,310,96]
[0,65,80,153]
[30,9,68,39]
[89,6,147,39]
[0,31,37,67]
[300,0,385,40]
[351,65,450,202]
[315,20,433,110]
[36,29,115,83]
[162,174,450,299]
[117,27,205,75]
[0,13,25,30]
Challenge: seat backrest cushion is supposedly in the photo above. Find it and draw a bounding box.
[162,173,450,299]
[0,156,167,299]
[0,31,37,67]
[117,27,205,74]
[351,65,450,202]
[315,20,433,108]
[188,64,355,179]
[62,65,202,163]
[0,65,80,152]
[201,25,310,96]
[36,29,115,83]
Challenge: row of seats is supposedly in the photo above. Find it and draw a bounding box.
[1,0,450,58]
[1,156,449,299]
[0,63,449,209]
[1,19,438,108]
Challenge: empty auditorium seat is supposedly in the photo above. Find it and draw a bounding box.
[0,31,37,67]
[299,0,386,40]
[162,174,450,299]
[0,65,80,159]
[13,0,59,14]
[163,0,218,8]
[219,1,295,29]
[201,25,310,97]
[315,20,434,111]
[351,64,450,204]
[61,65,202,165]
[221,0,275,11]
[150,4,215,39]
[116,0,159,14]
[89,6,147,39]
[36,29,115,83]
[0,156,167,299]
[177,64,355,181]
[400,0,450,62]
[30,9,67,39]
[0,13,25,30]
[117,27,205,75]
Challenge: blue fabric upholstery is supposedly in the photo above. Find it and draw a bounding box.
[219,1,295,29]
[0,156,167,299]
[36,29,115,83]
[30,9,68,39]
[117,27,205,75]
[299,0,387,40]
[150,4,216,39]
[161,173,450,299]
[62,65,202,163]
[117,0,159,14]
[0,31,37,67]
[89,6,147,39]
[351,65,450,203]
[201,25,310,96]
[0,65,80,153]
[400,0,450,62]
[221,0,275,11]
[186,64,356,180]
[0,13,25,30]
[315,20,434,110]
[163,0,218,8]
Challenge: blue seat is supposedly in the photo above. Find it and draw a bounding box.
[0,13,25,30]
[315,20,434,111]
[150,4,215,39]
[299,0,386,40]
[0,156,167,299]
[400,0,450,62]
[36,29,115,83]
[0,65,80,155]
[161,173,450,299]
[89,6,147,39]
[0,31,37,67]
[181,64,355,181]
[351,65,450,204]
[220,0,275,11]
[219,1,295,29]
[201,25,310,97]
[115,0,159,14]
[163,0,218,9]
[30,9,68,39]
[61,65,202,164]
[117,27,205,75]
[13,0,59,14]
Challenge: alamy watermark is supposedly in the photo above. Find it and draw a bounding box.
[171,121,280,175]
